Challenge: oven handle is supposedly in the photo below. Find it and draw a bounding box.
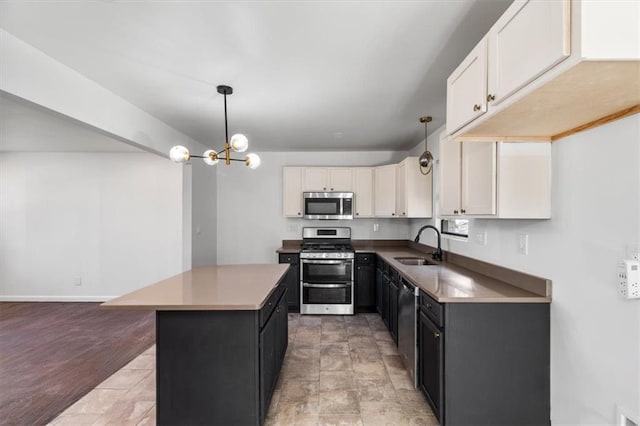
[301,259,351,265]
[302,283,351,289]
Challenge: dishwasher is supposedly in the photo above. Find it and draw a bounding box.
[398,277,419,387]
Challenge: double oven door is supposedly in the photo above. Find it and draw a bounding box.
[300,257,354,315]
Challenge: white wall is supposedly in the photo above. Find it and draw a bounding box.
[216,151,412,265]
[191,162,217,267]
[0,152,184,299]
[410,117,640,425]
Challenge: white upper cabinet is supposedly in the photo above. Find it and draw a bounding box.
[447,0,639,142]
[374,164,397,218]
[303,168,329,191]
[439,134,462,216]
[302,168,353,192]
[283,167,303,217]
[328,168,353,192]
[461,142,497,215]
[353,168,374,218]
[439,135,551,219]
[396,157,432,218]
[487,0,570,106]
[446,37,488,135]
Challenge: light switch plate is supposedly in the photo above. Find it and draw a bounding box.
[475,231,487,246]
[517,233,529,255]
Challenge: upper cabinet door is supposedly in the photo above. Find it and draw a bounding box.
[303,168,328,191]
[446,37,488,135]
[439,136,462,216]
[283,167,303,217]
[328,168,353,192]
[487,0,570,106]
[374,164,397,218]
[462,142,496,215]
[353,168,374,218]
[395,162,407,217]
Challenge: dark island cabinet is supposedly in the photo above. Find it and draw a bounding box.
[355,253,376,312]
[278,253,300,312]
[157,285,288,426]
[417,290,550,426]
[259,290,288,424]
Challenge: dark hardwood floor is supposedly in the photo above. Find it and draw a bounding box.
[0,302,155,425]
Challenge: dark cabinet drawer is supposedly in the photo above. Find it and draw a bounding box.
[278,253,299,264]
[260,285,285,328]
[356,253,375,264]
[420,291,444,328]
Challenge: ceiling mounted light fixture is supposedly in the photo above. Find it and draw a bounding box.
[169,85,261,170]
[418,116,433,176]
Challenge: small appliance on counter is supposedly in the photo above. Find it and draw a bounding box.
[299,227,354,315]
[303,192,354,220]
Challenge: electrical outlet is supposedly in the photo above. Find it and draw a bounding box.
[373,223,380,232]
[475,231,487,246]
[517,233,529,255]
[74,276,82,286]
[618,259,640,299]
[287,224,299,233]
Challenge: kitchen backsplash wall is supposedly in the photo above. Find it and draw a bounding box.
[215,150,410,265]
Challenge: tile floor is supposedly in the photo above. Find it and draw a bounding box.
[49,313,438,426]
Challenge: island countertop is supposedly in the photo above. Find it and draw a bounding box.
[101,264,289,311]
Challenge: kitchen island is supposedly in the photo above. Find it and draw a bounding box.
[102,264,289,426]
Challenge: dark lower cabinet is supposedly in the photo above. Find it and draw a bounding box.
[157,285,288,426]
[355,253,376,312]
[418,310,443,421]
[375,266,383,314]
[278,253,300,312]
[382,274,390,328]
[417,290,550,426]
[388,278,399,344]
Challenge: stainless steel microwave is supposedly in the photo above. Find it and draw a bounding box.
[303,192,354,220]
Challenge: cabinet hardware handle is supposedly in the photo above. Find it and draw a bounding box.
[276,306,280,313]
[356,212,359,216]
[403,212,406,215]
[331,188,334,190]
[392,213,395,216]
[433,331,440,339]
[454,209,458,214]
[426,303,432,309]
[323,187,327,190]
[487,94,495,102]
[473,104,481,112]
[297,212,301,215]
[461,209,466,214]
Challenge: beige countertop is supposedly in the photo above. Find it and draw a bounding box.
[101,264,289,311]
[275,242,551,303]
[374,248,550,303]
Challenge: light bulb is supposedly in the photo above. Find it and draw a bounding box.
[203,150,219,165]
[245,153,261,169]
[230,133,248,152]
[169,145,190,163]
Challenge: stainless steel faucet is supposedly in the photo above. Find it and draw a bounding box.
[414,225,443,261]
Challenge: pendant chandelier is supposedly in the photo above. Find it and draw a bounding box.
[169,85,261,169]
[418,115,433,176]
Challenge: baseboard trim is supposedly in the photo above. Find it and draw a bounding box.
[0,296,115,302]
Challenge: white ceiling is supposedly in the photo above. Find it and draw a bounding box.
[0,94,143,152]
[0,0,512,152]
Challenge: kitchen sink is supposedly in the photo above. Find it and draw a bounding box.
[394,257,438,266]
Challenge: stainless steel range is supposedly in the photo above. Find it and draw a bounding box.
[300,227,354,315]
